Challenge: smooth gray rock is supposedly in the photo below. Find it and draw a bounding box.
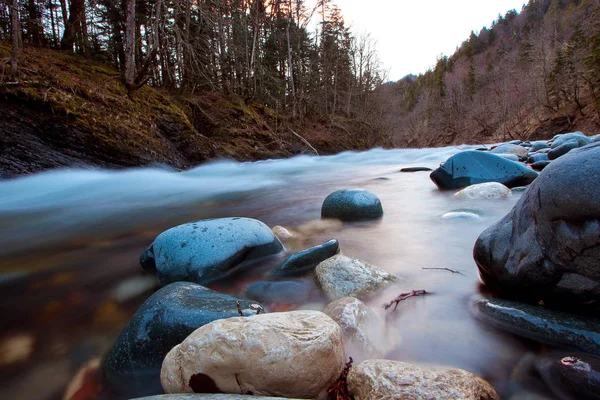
[141,218,283,286]
[527,153,549,163]
[471,296,600,356]
[244,281,311,305]
[531,160,551,171]
[491,143,528,157]
[548,139,580,160]
[269,239,339,277]
[530,141,550,152]
[430,151,538,190]
[400,166,433,172]
[474,142,600,304]
[102,282,264,398]
[551,132,591,148]
[321,189,383,221]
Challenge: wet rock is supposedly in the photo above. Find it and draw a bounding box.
[321,189,383,221]
[400,167,433,172]
[371,176,391,181]
[453,182,512,200]
[548,139,580,160]
[268,239,339,277]
[323,297,397,361]
[491,143,529,158]
[550,132,591,148]
[141,218,283,286]
[316,255,398,300]
[495,153,520,162]
[441,209,482,220]
[430,151,538,190]
[527,153,549,164]
[533,353,600,400]
[244,281,311,305]
[592,134,600,143]
[161,310,344,399]
[530,141,550,152]
[133,395,301,400]
[531,160,551,171]
[347,359,500,400]
[471,296,600,356]
[511,186,528,193]
[474,142,600,304]
[102,282,264,397]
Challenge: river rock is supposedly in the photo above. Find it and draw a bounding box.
[471,296,600,356]
[133,395,301,400]
[527,153,548,164]
[453,182,512,200]
[430,151,538,190]
[400,167,433,172]
[547,139,580,160]
[268,239,339,277]
[494,153,520,161]
[141,218,283,286]
[271,225,296,242]
[321,189,383,221]
[592,134,600,142]
[511,186,528,193]
[531,160,551,171]
[550,132,591,148]
[102,282,264,397]
[323,297,397,361]
[491,143,529,158]
[474,142,600,304]
[315,255,398,300]
[441,209,482,220]
[244,281,311,305]
[347,359,500,400]
[161,310,345,399]
[530,141,550,152]
[533,353,600,400]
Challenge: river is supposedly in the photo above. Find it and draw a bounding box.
[0,146,544,399]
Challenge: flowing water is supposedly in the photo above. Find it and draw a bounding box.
[0,147,550,399]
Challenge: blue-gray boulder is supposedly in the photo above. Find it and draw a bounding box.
[244,281,311,305]
[548,139,580,160]
[527,153,548,164]
[321,190,383,221]
[550,132,591,148]
[429,151,538,190]
[102,282,264,397]
[141,218,283,286]
[530,141,550,152]
[474,142,600,305]
[531,160,551,171]
[269,239,339,277]
[471,296,600,356]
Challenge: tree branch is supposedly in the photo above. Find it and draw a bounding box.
[422,267,463,275]
[383,290,430,310]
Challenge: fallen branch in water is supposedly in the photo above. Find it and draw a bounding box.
[328,357,353,400]
[422,267,463,275]
[384,290,430,310]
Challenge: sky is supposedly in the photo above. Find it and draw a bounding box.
[322,0,527,81]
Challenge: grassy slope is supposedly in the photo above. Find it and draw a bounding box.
[0,43,387,177]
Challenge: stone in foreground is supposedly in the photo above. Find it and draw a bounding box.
[141,218,283,286]
[268,239,339,277]
[323,297,398,361]
[347,359,499,400]
[430,151,538,190]
[474,142,600,304]
[321,189,383,221]
[161,310,344,399]
[316,255,398,300]
[453,182,512,200]
[471,296,600,356]
[102,282,264,398]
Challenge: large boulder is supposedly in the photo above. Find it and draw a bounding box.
[323,297,398,361]
[471,296,600,356]
[321,189,383,221]
[347,359,499,400]
[268,239,339,277]
[102,282,264,397]
[474,142,600,304]
[141,218,283,286]
[316,255,398,300]
[453,182,512,200]
[430,151,538,190]
[161,310,345,399]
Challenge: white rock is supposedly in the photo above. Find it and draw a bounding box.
[161,310,345,399]
[453,182,512,200]
[323,297,399,361]
[316,255,398,300]
[347,359,500,400]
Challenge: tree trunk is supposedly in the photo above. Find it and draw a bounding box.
[286,0,296,117]
[123,0,136,91]
[61,0,85,51]
[10,0,20,80]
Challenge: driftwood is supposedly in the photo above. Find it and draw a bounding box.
[422,267,463,275]
[384,290,430,310]
[289,128,319,155]
[328,357,353,400]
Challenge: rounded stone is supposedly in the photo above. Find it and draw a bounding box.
[453,182,512,200]
[548,139,580,160]
[321,189,383,221]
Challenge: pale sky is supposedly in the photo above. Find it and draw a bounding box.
[323,0,527,81]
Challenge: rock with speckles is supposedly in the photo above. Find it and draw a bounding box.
[347,359,499,400]
[321,189,383,221]
[160,310,345,399]
[140,218,283,286]
[453,182,512,200]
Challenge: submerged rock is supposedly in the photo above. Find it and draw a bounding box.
[400,167,433,172]
[430,151,538,190]
[474,142,600,304]
[321,189,383,221]
[347,359,499,400]
[102,282,264,397]
[471,296,600,356]
[453,182,512,200]
[268,239,339,277]
[141,218,283,286]
[244,281,311,305]
[161,310,344,399]
[441,209,482,220]
[315,255,398,300]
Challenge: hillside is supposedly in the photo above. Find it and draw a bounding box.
[0,44,388,178]
[381,0,600,147]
